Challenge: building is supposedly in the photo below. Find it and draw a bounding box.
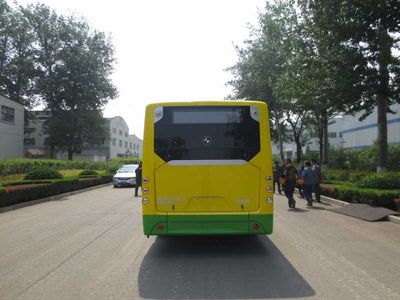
[128,134,143,158]
[24,112,143,161]
[272,103,400,157]
[341,104,400,150]
[24,111,51,158]
[0,95,24,158]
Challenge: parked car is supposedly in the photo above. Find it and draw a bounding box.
[113,164,139,188]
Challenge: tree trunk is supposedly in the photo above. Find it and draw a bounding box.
[68,149,73,160]
[295,138,302,163]
[50,146,55,159]
[273,108,285,161]
[319,130,323,163]
[376,27,390,173]
[277,122,284,161]
[376,95,388,173]
[321,111,329,169]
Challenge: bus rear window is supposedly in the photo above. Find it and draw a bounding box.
[172,108,241,124]
[154,106,260,161]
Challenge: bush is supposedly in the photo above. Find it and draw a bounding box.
[0,158,142,176]
[327,144,400,171]
[79,169,98,177]
[0,176,113,208]
[24,167,63,180]
[0,159,98,176]
[322,169,375,182]
[320,183,400,210]
[336,185,399,209]
[1,179,53,186]
[356,173,400,189]
[110,157,141,165]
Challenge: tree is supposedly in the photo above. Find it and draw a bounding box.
[0,0,37,108]
[22,3,117,159]
[305,0,400,172]
[44,110,108,160]
[227,0,308,161]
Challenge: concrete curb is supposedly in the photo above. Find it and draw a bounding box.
[320,195,349,207]
[320,194,400,225]
[0,183,112,214]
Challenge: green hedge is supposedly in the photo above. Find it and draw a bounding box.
[322,169,373,182]
[356,173,400,189]
[0,158,142,176]
[0,159,99,176]
[78,169,98,177]
[327,144,400,171]
[0,175,113,208]
[320,183,400,210]
[24,167,63,180]
[109,157,141,164]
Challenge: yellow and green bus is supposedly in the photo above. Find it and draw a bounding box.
[141,101,273,236]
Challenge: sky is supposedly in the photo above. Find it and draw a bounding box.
[18,0,266,138]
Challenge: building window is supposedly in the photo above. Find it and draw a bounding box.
[1,105,15,123]
[24,138,35,146]
[119,130,122,136]
[125,132,128,137]
[112,138,116,146]
[339,132,343,138]
[328,132,337,138]
[125,141,128,148]
[129,142,132,149]
[112,128,116,134]
[119,139,122,147]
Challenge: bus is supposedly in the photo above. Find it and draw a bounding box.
[141,101,273,236]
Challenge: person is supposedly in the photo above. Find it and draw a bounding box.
[273,161,282,194]
[311,159,322,203]
[296,161,304,198]
[282,158,298,208]
[301,160,317,206]
[135,162,142,197]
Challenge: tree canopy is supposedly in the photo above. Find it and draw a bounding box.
[227,0,400,171]
[0,0,117,159]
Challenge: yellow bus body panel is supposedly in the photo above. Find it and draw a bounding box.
[141,101,273,235]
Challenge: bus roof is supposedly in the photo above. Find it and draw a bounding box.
[146,100,267,108]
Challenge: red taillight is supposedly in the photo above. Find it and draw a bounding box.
[157,224,164,231]
[253,223,259,231]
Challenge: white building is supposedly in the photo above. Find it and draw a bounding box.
[341,104,400,150]
[107,116,137,159]
[272,103,400,157]
[0,95,24,158]
[24,111,51,158]
[24,113,143,161]
[128,134,143,158]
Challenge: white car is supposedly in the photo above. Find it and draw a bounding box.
[113,164,139,188]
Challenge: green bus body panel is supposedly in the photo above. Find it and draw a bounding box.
[143,214,273,236]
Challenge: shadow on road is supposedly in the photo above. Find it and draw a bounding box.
[307,206,326,210]
[138,235,315,299]
[289,208,309,212]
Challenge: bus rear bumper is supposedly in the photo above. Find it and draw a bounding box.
[143,214,273,236]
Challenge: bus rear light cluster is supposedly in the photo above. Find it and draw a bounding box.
[266,176,272,182]
[266,186,272,192]
[157,224,164,231]
[267,197,273,203]
[253,223,260,231]
[143,187,149,194]
[143,177,149,184]
[142,198,149,205]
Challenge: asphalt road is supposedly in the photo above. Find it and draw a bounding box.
[0,185,399,300]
